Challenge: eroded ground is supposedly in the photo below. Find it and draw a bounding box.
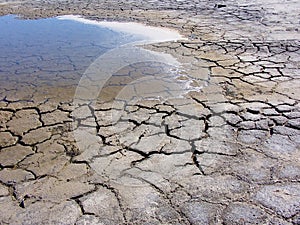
[0,0,299,224]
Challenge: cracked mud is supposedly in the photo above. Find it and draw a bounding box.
[0,0,300,224]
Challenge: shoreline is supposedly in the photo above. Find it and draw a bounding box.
[0,1,299,224]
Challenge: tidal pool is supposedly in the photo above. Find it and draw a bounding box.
[0,15,189,103]
[0,15,142,102]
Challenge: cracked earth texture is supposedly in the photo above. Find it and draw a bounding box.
[0,0,300,224]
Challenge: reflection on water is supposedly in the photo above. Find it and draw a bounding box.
[0,15,139,102]
[0,15,205,104]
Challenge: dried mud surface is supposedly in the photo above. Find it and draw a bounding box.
[0,0,299,224]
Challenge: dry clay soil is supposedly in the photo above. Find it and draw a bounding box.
[0,0,300,224]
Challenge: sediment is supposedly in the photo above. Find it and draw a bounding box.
[0,0,299,224]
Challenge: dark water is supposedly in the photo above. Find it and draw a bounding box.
[0,15,140,101]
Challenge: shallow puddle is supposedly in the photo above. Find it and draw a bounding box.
[0,15,142,102]
[0,15,191,103]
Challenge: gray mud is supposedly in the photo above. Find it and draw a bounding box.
[0,0,299,224]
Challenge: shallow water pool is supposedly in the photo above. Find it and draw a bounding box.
[0,15,141,101]
[0,15,197,104]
